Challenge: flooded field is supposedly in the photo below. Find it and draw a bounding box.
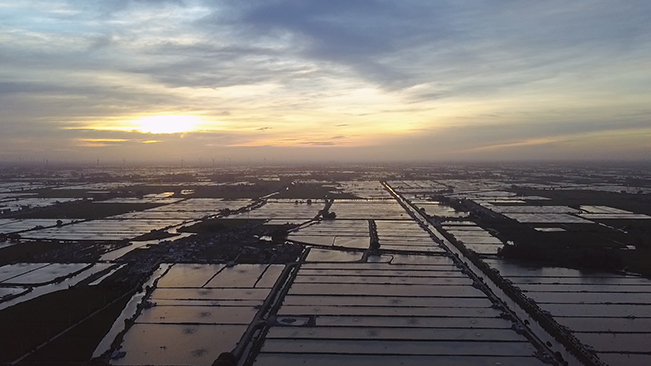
[240,199,324,221]
[290,219,370,249]
[93,264,173,359]
[0,262,114,310]
[305,248,364,262]
[249,253,549,366]
[0,263,50,282]
[411,200,469,218]
[1,166,650,365]
[115,324,248,366]
[0,263,90,285]
[0,218,75,234]
[338,181,393,199]
[97,197,182,204]
[329,200,408,220]
[502,213,592,224]
[376,220,445,253]
[578,205,651,220]
[115,198,251,220]
[23,219,184,241]
[0,287,25,300]
[484,258,651,365]
[112,263,284,366]
[385,180,450,197]
[442,222,504,255]
[0,197,80,211]
[475,202,595,224]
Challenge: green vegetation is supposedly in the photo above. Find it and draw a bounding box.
[0,286,130,363]
[495,190,651,275]
[0,241,56,266]
[438,189,651,275]
[21,293,131,364]
[486,218,629,272]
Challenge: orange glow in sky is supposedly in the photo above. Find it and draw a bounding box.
[132,115,204,134]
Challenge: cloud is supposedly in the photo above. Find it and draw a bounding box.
[302,141,335,146]
[0,0,650,161]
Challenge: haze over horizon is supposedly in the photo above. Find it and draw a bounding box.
[1,1,650,163]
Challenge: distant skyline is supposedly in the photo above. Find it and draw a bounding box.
[1,1,650,162]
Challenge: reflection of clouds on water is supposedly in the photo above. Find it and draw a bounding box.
[191,348,207,357]
[486,257,651,364]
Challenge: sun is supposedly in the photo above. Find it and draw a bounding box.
[134,115,203,134]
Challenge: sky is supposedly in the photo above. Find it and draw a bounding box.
[1,0,650,164]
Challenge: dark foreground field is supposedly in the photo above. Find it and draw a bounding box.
[0,285,132,365]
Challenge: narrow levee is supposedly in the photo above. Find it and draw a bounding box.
[383,181,601,366]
